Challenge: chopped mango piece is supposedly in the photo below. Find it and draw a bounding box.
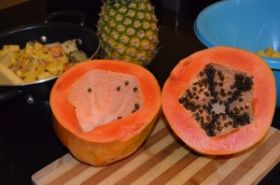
[0,63,23,85]
[271,51,280,58]
[257,47,280,58]
[0,40,87,84]
[257,50,266,57]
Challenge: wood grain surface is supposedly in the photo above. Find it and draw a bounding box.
[32,117,280,185]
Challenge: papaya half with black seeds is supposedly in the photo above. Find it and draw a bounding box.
[50,60,161,166]
[162,46,276,155]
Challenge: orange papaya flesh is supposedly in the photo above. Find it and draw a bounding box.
[50,60,161,166]
[162,46,276,155]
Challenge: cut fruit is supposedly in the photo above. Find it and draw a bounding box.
[68,69,143,132]
[0,63,23,85]
[50,60,161,166]
[162,46,276,155]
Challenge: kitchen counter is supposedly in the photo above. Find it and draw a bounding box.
[0,1,279,184]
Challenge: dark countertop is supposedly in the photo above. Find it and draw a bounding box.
[0,0,279,184]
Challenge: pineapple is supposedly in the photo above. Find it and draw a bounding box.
[97,0,159,66]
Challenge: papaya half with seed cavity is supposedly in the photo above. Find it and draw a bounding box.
[50,60,161,166]
[162,46,276,155]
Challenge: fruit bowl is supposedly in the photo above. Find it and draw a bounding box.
[194,0,280,107]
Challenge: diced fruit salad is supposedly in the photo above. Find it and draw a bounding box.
[257,47,280,58]
[0,39,87,83]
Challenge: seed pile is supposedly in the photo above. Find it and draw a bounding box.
[68,69,143,132]
[179,63,254,137]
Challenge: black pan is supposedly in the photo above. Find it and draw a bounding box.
[0,11,100,103]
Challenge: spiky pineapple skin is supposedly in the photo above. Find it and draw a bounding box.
[97,0,159,66]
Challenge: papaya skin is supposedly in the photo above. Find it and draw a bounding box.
[162,46,276,155]
[52,115,158,166]
[50,60,161,166]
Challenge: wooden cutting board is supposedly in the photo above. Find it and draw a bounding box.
[32,117,280,185]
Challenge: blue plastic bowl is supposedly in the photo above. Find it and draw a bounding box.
[194,0,280,107]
